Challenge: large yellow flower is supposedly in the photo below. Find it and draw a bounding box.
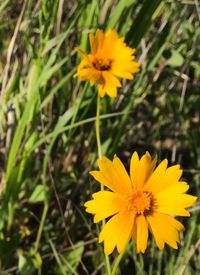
[74,29,139,97]
[85,152,197,255]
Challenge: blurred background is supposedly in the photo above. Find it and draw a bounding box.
[0,0,199,274]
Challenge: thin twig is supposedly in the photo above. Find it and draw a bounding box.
[1,0,27,99]
[56,0,64,34]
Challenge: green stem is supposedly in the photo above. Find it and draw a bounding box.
[95,93,102,158]
[95,93,111,275]
[111,249,126,275]
[34,202,48,254]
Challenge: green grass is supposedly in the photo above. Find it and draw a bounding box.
[0,0,200,274]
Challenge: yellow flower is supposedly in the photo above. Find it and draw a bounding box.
[74,29,140,97]
[85,152,197,255]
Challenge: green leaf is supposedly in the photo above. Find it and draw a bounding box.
[64,242,84,271]
[32,252,42,270]
[55,242,84,275]
[6,61,40,181]
[29,185,48,204]
[127,0,163,47]
[79,0,97,52]
[166,50,184,67]
[107,0,136,29]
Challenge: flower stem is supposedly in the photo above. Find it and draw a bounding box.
[95,93,102,158]
[95,92,111,275]
[34,202,48,254]
[111,249,125,275]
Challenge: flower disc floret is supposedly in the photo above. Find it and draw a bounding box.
[92,58,112,71]
[126,191,154,214]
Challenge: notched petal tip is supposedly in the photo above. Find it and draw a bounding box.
[185,194,198,207]
[89,32,95,40]
[99,155,110,162]
[89,170,98,176]
[98,233,104,243]
[94,215,100,223]
[84,200,91,208]
[105,28,118,37]
[99,93,105,98]
[183,210,190,217]
[145,151,151,159]
[192,196,198,203]
[104,248,112,255]
[153,154,158,162]
[172,243,178,249]
[136,247,146,254]
[158,243,165,250]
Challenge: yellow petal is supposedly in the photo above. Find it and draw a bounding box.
[106,86,117,97]
[77,67,100,83]
[102,71,121,87]
[95,156,132,196]
[130,151,139,188]
[105,29,119,39]
[102,29,119,56]
[136,152,157,189]
[89,33,97,54]
[131,219,137,243]
[89,170,117,193]
[101,72,121,97]
[112,155,132,194]
[155,187,197,216]
[75,49,93,67]
[96,29,105,49]
[147,164,182,194]
[136,215,149,253]
[76,57,90,71]
[160,181,189,193]
[111,68,134,79]
[117,212,135,253]
[99,211,134,255]
[111,61,140,79]
[147,212,184,250]
[98,84,106,97]
[84,191,125,223]
[74,47,87,56]
[145,159,168,190]
[167,216,185,232]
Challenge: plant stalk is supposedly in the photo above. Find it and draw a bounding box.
[95,92,111,275]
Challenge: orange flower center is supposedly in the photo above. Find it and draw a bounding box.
[125,191,154,215]
[93,58,112,71]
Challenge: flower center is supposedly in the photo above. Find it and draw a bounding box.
[93,58,112,71]
[125,191,154,215]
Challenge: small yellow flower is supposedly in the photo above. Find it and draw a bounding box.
[74,29,140,97]
[85,152,197,255]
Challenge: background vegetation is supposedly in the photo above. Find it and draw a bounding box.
[0,0,199,274]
